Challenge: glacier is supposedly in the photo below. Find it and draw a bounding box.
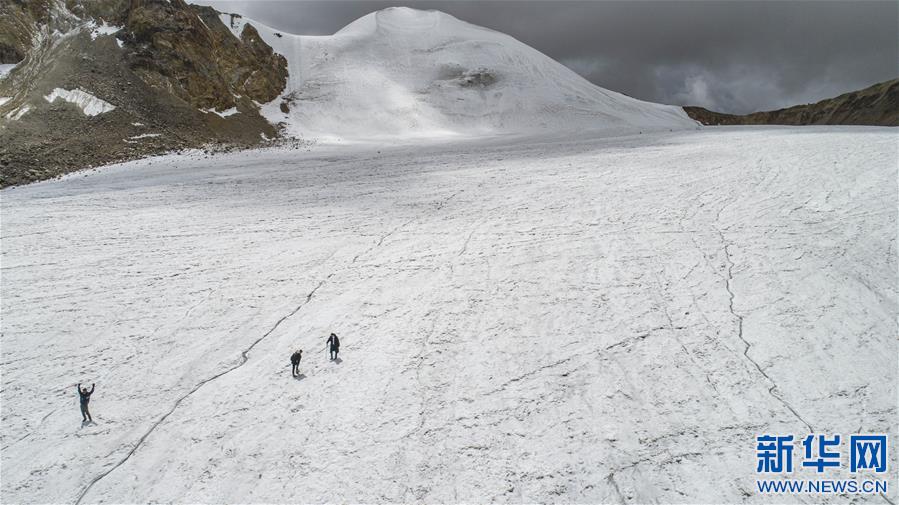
[1,127,895,503]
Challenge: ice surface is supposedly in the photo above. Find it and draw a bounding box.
[1,127,895,503]
[230,7,695,140]
[44,88,116,116]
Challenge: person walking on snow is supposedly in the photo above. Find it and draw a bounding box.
[290,349,303,377]
[327,333,340,361]
[78,383,95,422]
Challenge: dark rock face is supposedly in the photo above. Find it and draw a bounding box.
[0,1,40,64]
[685,79,899,126]
[458,68,497,88]
[437,64,498,88]
[64,0,288,110]
[122,1,286,111]
[0,0,289,187]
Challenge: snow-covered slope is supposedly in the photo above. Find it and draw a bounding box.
[221,7,694,140]
[2,128,896,502]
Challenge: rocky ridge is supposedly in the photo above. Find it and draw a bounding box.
[684,79,899,126]
[0,0,288,187]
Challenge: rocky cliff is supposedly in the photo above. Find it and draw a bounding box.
[684,79,899,126]
[0,0,288,187]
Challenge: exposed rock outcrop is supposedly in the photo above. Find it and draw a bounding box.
[685,79,899,126]
[0,0,288,187]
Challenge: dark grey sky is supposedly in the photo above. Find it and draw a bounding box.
[192,1,898,114]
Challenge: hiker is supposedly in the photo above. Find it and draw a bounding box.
[290,349,303,377]
[77,383,95,422]
[327,333,340,360]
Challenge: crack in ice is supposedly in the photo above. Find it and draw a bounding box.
[74,190,464,503]
[718,230,814,433]
[74,278,330,504]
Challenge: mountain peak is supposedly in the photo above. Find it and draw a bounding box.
[248,7,693,139]
[337,7,448,35]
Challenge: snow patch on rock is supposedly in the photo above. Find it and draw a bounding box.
[219,13,248,39]
[44,88,116,116]
[125,133,162,143]
[0,63,17,80]
[203,107,239,118]
[196,15,210,32]
[5,105,30,120]
[89,21,121,40]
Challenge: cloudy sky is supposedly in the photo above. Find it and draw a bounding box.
[193,1,898,114]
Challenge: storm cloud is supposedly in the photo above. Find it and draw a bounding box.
[192,1,898,114]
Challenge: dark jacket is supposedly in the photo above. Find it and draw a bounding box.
[327,334,340,350]
[290,351,302,365]
[78,384,94,405]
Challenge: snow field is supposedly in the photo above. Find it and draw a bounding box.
[0,127,896,503]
